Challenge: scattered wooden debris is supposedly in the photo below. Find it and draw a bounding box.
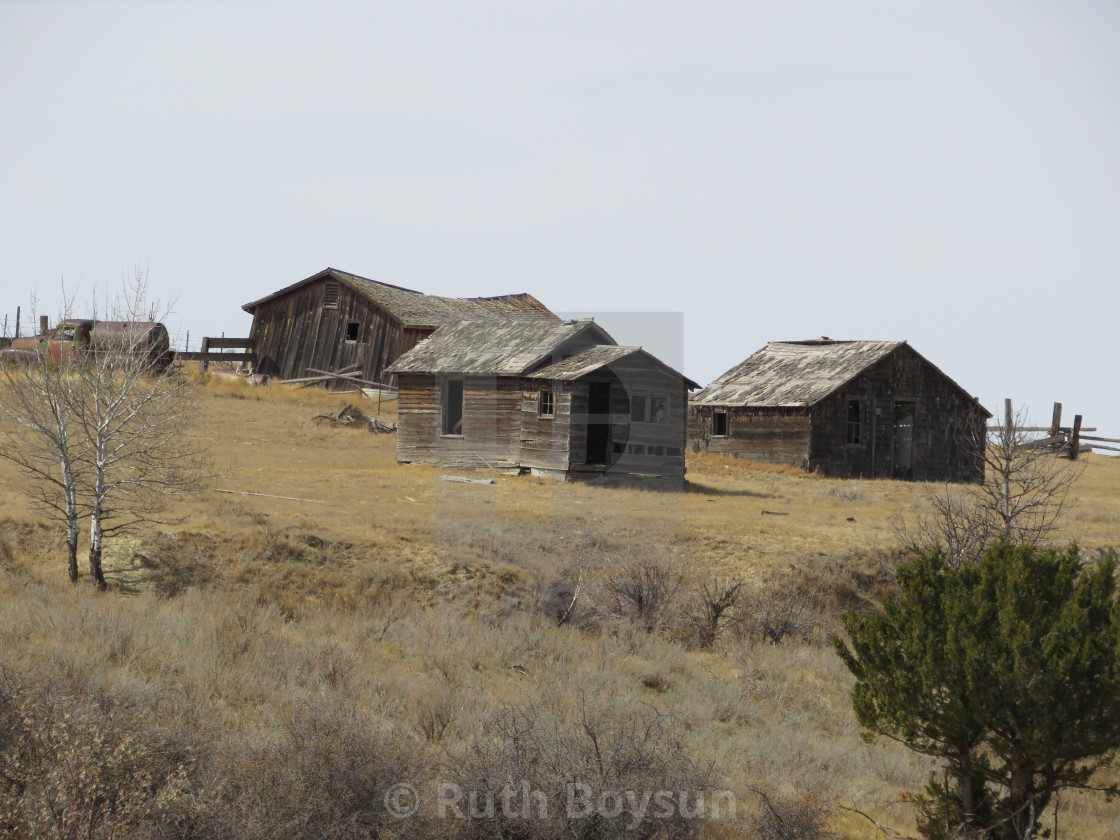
[313,404,396,433]
[214,489,325,503]
[761,509,789,516]
[439,475,497,485]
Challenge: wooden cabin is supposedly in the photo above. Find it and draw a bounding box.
[387,319,698,485]
[241,267,555,387]
[688,340,989,482]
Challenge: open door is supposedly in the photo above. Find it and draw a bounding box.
[892,401,915,478]
[585,382,611,465]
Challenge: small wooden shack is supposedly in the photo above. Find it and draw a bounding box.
[688,340,989,481]
[241,267,555,387]
[387,319,698,484]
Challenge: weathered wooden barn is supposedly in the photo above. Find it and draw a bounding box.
[688,340,989,481]
[386,319,698,484]
[241,267,555,387]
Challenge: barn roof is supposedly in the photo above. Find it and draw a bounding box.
[241,267,556,329]
[386,319,617,377]
[692,340,906,407]
[530,345,700,389]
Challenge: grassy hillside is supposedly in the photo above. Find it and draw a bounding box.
[1,377,1117,838]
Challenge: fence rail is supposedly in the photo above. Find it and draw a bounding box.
[174,336,256,371]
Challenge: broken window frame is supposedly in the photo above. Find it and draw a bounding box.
[345,322,360,343]
[712,410,729,437]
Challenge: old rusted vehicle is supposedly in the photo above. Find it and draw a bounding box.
[1,320,174,372]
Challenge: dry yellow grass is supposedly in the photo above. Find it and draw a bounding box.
[0,377,1117,838]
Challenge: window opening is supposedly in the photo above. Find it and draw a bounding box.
[539,389,555,418]
[847,400,862,445]
[442,379,464,436]
[712,411,728,436]
[345,322,360,342]
[630,395,647,423]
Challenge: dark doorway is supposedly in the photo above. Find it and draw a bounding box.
[892,400,915,478]
[586,382,611,465]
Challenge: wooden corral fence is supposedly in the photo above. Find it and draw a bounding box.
[989,399,1119,459]
[175,337,256,372]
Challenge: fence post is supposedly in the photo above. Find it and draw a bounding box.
[1004,398,1014,436]
[1050,402,1062,436]
[200,336,210,372]
[1070,415,1083,460]
[15,306,20,338]
[39,315,49,336]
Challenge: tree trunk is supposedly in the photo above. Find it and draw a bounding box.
[89,514,106,590]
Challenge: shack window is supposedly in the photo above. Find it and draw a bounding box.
[712,411,728,436]
[442,379,464,436]
[539,388,555,419]
[649,397,668,424]
[345,322,360,342]
[324,283,340,309]
[630,395,647,422]
[847,400,862,445]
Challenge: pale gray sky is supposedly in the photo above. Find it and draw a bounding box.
[3,1,1118,435]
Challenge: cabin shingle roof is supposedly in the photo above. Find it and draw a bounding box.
[530,345,700,389]
[692,340,904,407]
[242,267,556,329]
[385,319,616,377]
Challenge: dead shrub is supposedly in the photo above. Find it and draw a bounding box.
[682,577,744,649]
[178,700,432,840]
[740,575,831,645]
[446,698,713,839]
[0,676,195,840]
[595,552,687,633]
[747,787,829,840]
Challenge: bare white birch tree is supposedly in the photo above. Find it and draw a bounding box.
[67,271,210,589]
[898,402,1083,566]
[0,271,209,588]
[0,323,86,581]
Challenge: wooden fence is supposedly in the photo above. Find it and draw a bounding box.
[175,337,256,371]
[988,400,1118,459]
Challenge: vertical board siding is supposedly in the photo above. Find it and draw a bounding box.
[248,279,431,388]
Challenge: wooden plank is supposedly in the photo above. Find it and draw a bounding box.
[1078,434,1120,444]
[204,337,255,349]
[439,475,497,485]
[177,351,257,362]
[1070,414,1082,461]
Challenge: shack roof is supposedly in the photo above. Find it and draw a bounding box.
[692,340,984,409]
[385,319,616,377]
[241,267,556,329]
[530,345,700,389]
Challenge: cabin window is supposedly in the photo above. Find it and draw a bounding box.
[649,396,668,424]
[847,400,862,445]
[324,283,340,309]
[539,388,555,419]
[630,395,647,422]
[712,411,728,437]
[345,322,360,342]
[442,379,464,436]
